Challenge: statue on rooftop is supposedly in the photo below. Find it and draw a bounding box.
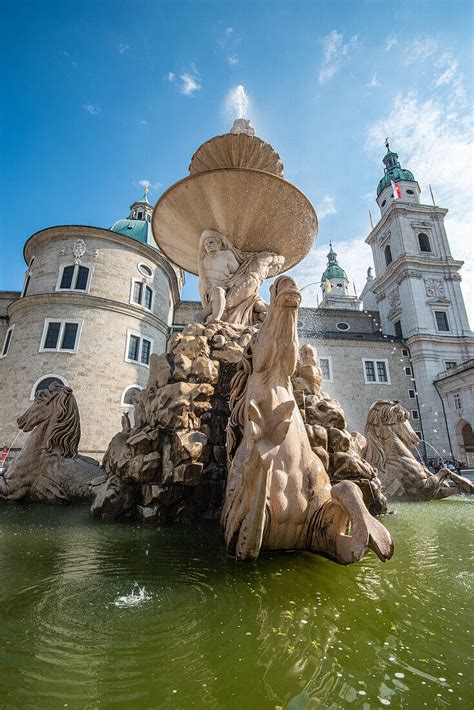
[198,229,284,325]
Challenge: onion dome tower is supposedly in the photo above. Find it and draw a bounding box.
[319,242,361,311]
[376,141,420,217]
[110,186,157,247]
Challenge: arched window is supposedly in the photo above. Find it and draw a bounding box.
[30,374,69,400]
[418,233,431,252]
[121,386,142,426]
[384,244,393,266]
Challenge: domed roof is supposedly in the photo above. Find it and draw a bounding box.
[377,144,415,196]
[321,243,348,282]
[110,218,157,247]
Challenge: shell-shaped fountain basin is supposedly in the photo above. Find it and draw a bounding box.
[189,131,284,176]
[152,168,318,275]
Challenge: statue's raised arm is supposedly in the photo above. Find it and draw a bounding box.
[197,229,285,326]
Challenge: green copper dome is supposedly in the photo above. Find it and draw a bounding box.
[321,243,348,282]
[110,218,157,247]
[377,144,415,196]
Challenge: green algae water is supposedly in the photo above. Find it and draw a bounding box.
[0,501,472,709]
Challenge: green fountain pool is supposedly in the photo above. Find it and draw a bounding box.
[0,500,472,709]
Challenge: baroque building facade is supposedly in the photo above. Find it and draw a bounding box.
[1,149,473,463]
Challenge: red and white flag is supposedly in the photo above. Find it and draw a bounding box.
[391,180,401,199]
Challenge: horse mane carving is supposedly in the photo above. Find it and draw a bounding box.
[226,338,254,461]
[363,399,411,474]
[43,383,81,457]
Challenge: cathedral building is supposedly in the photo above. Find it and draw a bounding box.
[1,148,473,464]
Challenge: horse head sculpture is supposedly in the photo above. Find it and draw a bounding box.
[364,400,473,500]
[1,383,99,503]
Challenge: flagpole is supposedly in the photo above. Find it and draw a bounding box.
[429,184,436,206]
[369,210,374,230]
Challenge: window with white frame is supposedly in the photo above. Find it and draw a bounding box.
[130,279,154,311]
[30,374,69,400]
[408,389,416,399]
[138,263,153,278]
[319,357,332,381]
[444,360,457,370]
[434,310,450,332]
[125,332,153,366]
[453,392,462,411]
[56,264,91,292]
[363,359,390,384]
[40,320,82,353]
[411,410,419,420]
[402,348,409,357]
[404,366,412,376]
[1,325,14,358]
[21,257,35,297]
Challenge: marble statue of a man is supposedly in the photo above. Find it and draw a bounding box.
[198,229,284,325]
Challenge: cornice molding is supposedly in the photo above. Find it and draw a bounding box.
[366,202,448,245]
[372,256,464,292]
[8,292,170,336]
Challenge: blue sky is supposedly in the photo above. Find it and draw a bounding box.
[1,0,473,317]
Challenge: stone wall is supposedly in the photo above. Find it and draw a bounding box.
[0,228,181,457]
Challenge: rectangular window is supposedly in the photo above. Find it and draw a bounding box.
[128,335,140,361]
[57,264,91,292]
[319,357,332,381]
[411,410,419,420]
[61,323,78,350]
[144,285,153,310]
[365,360,376,382]
[126,332,153,367]
[409,389,416,399]
[394,320,403,338]
[377,361,388,382]
[363,359,390,384]
[1,326,14,358]
[44,321,61,349]
[445,361,457,370]
[414,431,422,440]
[131,280,154,311]
[435,311,450,332]
[454,392,462,411]
[405,366,412,376]
[141,338,151,365]
[41,320,81,352]
[402,348,409,357]
[75,266,90,291]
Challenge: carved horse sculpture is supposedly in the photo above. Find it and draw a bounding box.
[0,383,99,503]
[363,400,473,500]
[222,275,394,564]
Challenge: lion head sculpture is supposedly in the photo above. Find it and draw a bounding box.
[17,382,80,457]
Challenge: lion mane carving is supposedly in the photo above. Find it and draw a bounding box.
[363,400,473,500]
[0,383,100,503]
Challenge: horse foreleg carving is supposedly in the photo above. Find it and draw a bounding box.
[309,480,394,565]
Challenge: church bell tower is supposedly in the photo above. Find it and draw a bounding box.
[365,143,474,455]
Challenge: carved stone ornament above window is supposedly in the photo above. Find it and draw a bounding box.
[424,278,445,298]
[388,287,401,308]
[61,239,99,264]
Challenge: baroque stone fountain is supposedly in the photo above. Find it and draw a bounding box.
[91,119,394,565]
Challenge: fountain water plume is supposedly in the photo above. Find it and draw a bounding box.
[225,84,250,120]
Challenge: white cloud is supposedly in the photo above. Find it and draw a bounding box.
[138,120,148,125]
[227,55,239,65]
[404,37,438,65]
[225,27,234,36]
[179,72,202,95]
[385,34,397,52]
[118,42,129,54]
[135,179,162,192]
[434,52,459,87]
[319,30,359,84]
[368,73,380,88]
[316,195,337,219]
[218,26,240,65]
[166,68,202,96]
[83,104,101,115]
[366,91,474,320]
